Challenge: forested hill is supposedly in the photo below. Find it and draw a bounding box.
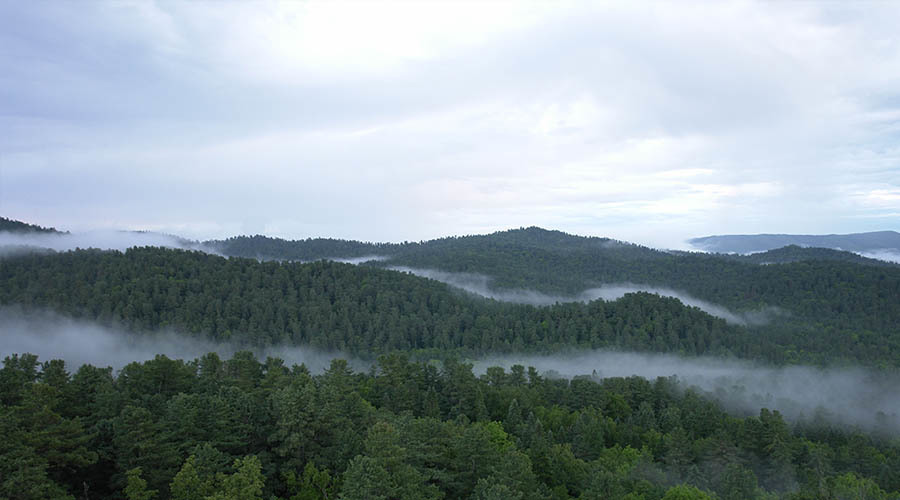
[3,246,900,365]
[201,228,900,366]
[6,222,900,361]
[0,216,64,234]
[204,227,660,263]
[5,226,900,499]
[203,234,397,261]
[714,245,896,267]
[0,247,753,358]
[207,228,898,300]
[209,228,900,339]
[689,231,900,254]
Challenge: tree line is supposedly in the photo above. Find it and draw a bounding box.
[2,351,897,499]
[5,246,894,365]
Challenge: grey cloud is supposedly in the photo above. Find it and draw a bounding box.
[1,1,898,247]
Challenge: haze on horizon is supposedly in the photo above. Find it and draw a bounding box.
[1,1,898,249]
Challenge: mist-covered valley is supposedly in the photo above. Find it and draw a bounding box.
[4,219,900,499]
[4,306,897,436]
[390,266,780,325]
[7,2,900,496]
[0,229,206,256]
[0,306,364,374]
[0,227,778,327]
[474,351,900,435]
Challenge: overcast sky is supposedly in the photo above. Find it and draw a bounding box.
[1,1,898,248]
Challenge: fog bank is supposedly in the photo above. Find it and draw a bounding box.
[4,307,896,434]
[0,307,365,373]
[858,250,900,264]
[474,351,900,434]
[0,230,209,256]
[329,255,389,265]
[390,266,773,325]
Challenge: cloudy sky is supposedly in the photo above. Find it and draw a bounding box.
[1,1,898,248]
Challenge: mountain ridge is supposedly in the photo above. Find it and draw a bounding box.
[689,230,900,254]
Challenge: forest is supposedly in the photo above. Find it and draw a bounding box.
[3,351,900,499]
[3,246,900,366]
[3,221,900,498]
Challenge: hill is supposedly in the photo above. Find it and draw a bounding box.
[5,222,900,365]
[1,246,757,358]
[696,245,897,267]
[3,245,900,365]
[0,216,64,234]
[689,231,900,254]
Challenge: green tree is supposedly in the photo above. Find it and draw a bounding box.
[125,467,157,500]
[661,484,715,500]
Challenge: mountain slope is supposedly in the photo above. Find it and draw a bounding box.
[1,246,758,359]
[3,246,900,365]
[5,221,900,365]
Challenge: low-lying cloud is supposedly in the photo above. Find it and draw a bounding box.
[2,306,895,434]
[0,307,364,374]
[858,250,900,264]
[390,266,776,325]
[328,255,390,265]
[474,350,900,435]
[0,230,208,256]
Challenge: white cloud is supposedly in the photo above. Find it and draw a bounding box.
[1,1,898,246]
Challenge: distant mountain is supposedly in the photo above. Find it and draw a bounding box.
[689,231,900,254]
[0,216,65,234]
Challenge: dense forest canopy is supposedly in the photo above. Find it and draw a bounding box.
[2,244,900,366]
[3,218,900,499]
[3,351,900,499]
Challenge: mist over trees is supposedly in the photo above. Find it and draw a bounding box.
[688,231,900,254]
[3,243,900,366]
[3,219,900,499]
[3,351,899,499]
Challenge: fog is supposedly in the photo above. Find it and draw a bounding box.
[859,250,900,264]
[0,307,365,374]
[474,350,900,435]
[0,230,209,256]
[2,307,897,433]
[389,266,775,325]
[328,255,390,265]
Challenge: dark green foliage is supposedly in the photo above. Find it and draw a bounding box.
[4,224,900,498]
[207,226,900,365]
[3,352,899,499]
[722,245,895,267]
[5,243,900,364]
[0,247,757,359]
[203,234,393,262]
[0,216,63,233]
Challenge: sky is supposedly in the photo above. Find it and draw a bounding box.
[1,1,898,249]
